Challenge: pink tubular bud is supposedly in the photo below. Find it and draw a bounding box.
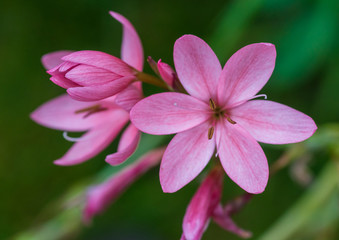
[83,147,166,224]
[182,167,224,240]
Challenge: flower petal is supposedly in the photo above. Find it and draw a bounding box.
[110,11,144,71]
[41,51,73,70]
[174,35,222,102]
[30,94,109,131]
[183,168,223,240]
[67,76,135,101]
[231,100,317,144]
[54,110,129,166]
[105,124,141,165]
[130,92,210,135]
[83,147,165,224]
[65,65,121,86]
[62,50,134,76]
[216,122,268,194]
[217,43,276,107]
[114,85,143,111]
[50,74,80,89]
[160,122,215,193]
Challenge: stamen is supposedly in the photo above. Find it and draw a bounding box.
[63,132,85,142]
[226,94,268,109]
[75,104,101,114]
[209,98,216,110]
[208,126,215,140]
[226,116,237,124]
[75,104,108,118]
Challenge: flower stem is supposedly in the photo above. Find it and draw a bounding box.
[136,72,169,89]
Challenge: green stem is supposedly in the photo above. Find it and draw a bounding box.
[136,72,169,89]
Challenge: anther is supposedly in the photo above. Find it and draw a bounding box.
[209,98,216,110]
[75,104,108,118]
[226,116,236,124]
[208,126,215,140]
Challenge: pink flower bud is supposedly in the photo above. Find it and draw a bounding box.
[83,147,165,224]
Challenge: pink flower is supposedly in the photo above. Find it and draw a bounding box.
[181,167,251,240]
[47,11,143,101]
[182,167,223,240]
[31,12,144,166]
[83,147,165,224]
[130,35,317,194]
[31,93,141,166]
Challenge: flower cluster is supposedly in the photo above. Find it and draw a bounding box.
[31,11,317,239]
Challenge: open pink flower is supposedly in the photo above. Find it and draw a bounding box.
[83,147,165,224]
[131,35,317,194]
[31,94,141,165]
[47,11,143,101]
[31,12,143,165]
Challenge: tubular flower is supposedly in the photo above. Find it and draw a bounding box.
[181,167,223,240]
[31,11,144,165]
[130,35,317,194]
[181,167,251,240]
[83,147,165,224]
[47,11,143,101]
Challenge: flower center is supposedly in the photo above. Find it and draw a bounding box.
[207,98,236,140]
[75,104,108,118]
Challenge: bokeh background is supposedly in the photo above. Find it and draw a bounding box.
[1,0,339,239]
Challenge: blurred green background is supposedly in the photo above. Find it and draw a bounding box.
[1,0,339,239]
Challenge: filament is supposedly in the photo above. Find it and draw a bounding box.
[63,132,86,142]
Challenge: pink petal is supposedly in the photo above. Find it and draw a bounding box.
[212,205,252,238]
[110,11,144,71]
[41,51,73,70]
[67,76,135,101]
[174,35,222,102]
[157,59,175,87]
[58,61,78,72]
[30,94,110,131]
[160,122,215,193]
[231,100,317,144]
[130,92,210,135]
[54,110,129,166]
[105,124,141,165]
[62,50,134,76]
[65,65,121,86]
[216,122,268,194]
[50,74,80,89]
[217,43,276,108]
[114,85,143,111]
[83,147,165,224]
[183,168,224,240]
